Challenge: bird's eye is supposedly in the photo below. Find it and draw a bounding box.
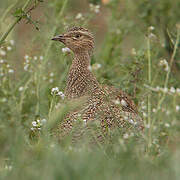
[75,34,81,38]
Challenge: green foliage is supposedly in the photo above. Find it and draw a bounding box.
[0,0,180,179]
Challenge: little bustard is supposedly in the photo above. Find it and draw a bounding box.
[52,27,144,139]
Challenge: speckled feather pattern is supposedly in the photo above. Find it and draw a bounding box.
[53,27,144,140]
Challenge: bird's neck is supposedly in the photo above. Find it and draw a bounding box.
[72,51,90,68]
[65,51,99,99]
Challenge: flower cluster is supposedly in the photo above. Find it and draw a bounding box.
[75,13,84,20]
[0,59,14,77]
[23,54,44,72]
[123,132,134,139]
[0,40,14,56]
[148,26,155,31]
[159,59,169,72]
[62,47,71,53]
[0,40,15,77]
[89,4,100,13]
[131,48,137,55]
[31,118,47,131]
[148,26,157,40]
[51,87,65,99]
[145,84,180,95]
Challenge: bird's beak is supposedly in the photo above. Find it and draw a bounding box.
[51,34,65,42]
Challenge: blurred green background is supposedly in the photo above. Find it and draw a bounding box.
[0,0,180,179]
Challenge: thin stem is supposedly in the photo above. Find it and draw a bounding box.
[147,35,152,148]
[36,0,68,116]
[156,29,180,111]
[44,0,68,64]
[149,28,180,130]
[147,37,152,126]
[0,0,19,24]
[48,95,55,120]
[0,0,32,46]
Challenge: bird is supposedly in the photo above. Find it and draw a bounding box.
[51,27,144,140]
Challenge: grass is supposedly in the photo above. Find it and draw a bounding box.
[0,0,180,179]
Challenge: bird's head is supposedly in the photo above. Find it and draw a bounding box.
[52,27,94,55]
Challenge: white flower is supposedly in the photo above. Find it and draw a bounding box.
[89,3,100,13]
[40,56,44,60]
[49,79,54,83]
[166,110,170,115]
[131,48,136,55]
[170,87,175,93]
[95,8,100,13]
[149,26,155,31]
[113,99,120,105]
[62,47,71,53]
[128,119,135,125]
[142,105,146,110]
[33,56,37,60]
[31,127,35,131]
[164,66,169,72]
[0,59,5,63]
[8,69,14,73]
[19,86,24,91]
[176,88,180,93]
[5,165,12,171]
[24,64,29,71]
[123,133,129,139]
[143,112,147,117]
[152,108,157,113]
[58,91,65,99]
[2,97,7,102]
[148,33,156,39]
[88,65,92,71]
[32,121,37,127]
[96,63,102,69]
[155,86,160,91]
[52,87,59,92]
[76,13,83,20]
[0,50,6,56]
[92,63,102,70]
[50,72,54,77]
[10,40,15,46]
[165,123,170,127]
[24,55,29,59]
[162,87,168,93]
[58,91,63,95]
[159,59,169,72]
[7,46,12,51]
[51,87,59,95]
[121,99,127,107]
[124,116,128,120]
[25,58,29,63]
[176,105,180,112]
[145,124,150,129]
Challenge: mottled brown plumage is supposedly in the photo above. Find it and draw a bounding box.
[52,27,144,140]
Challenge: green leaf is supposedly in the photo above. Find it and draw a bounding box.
[12,8,24,18]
